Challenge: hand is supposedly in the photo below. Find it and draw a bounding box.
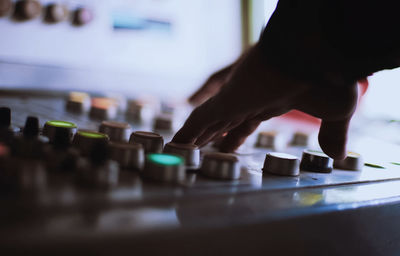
[173,44,358,160]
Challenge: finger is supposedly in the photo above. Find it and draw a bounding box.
[318,118,351,160]
[189,65,233,105]
[219,119,261,153]
[195,122,231,147]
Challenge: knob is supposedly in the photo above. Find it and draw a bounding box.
[300,149,333,173]
[99,121,131,142]
[143,153,185,183]
[255,131,277,149]
[163,142,200,167]
[43,120,77,145]
[13,0,41,21]
[290,132,309,147]
[0,0,12,17]
[66,92,90,113]
[263,152,300,176]
[109,142,144,170]
[72,130,109,156]
[201,153,240,180]
[129,131,163,153]
[23,116,39,138]
[153,115,173,132]
[72,7,92,26]
[0,107,11,128]
[89,98,117,120]
[44,3,68,23]
[126,100,144,122]
[334,152,364,171]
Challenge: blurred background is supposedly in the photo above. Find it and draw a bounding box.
[0,0,399,121]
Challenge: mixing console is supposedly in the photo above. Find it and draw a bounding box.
[2,89,400,255]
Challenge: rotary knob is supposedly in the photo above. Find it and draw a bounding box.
[255,131,277,149]
[43,120,77,145]
[263,152,300,176]
[153,115,173,132]
[72,130,109,156]
[143,153,185,183]
[290,132,309,147]
[72,7,93,26]
[0,107,11,128]
[129,131,164,153]
[99,121,131,142]
[110,142,144,170]
[201,153,241,180]
[13,0,41,21]
[163,142,200,167]
[0,0,12,16]
[334,152,364,171]
[300,149,333,173]
[126,100,144,122]
[89,98,117,120]
[44,3,68,23]
[65,92,90,113]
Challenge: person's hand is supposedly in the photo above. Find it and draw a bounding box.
[173,44,358,160]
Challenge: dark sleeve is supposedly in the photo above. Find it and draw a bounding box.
[258,0,400,86]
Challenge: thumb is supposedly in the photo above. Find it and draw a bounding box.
[318,118,351,160]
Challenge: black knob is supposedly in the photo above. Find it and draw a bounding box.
[89,140,109,165]
[23,116,39,138]
[44,3,68,23]
[13,0,41,21]
[0,107,11,128]
[72,7,92,26]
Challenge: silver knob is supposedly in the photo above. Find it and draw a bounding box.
[334,152,364,171]
[263,152,300,176]
[201,153,240,180]
[99,121,131,142]
[109,142,144,171]
[129,131,164,153]
[163,142,200,167]
[300,149,333,173]
[72,130,109,156]
[143,153,185,183]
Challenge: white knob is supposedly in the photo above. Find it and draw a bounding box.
[163,142,200,167]
[201,153,240,180]
[334,152,364,171]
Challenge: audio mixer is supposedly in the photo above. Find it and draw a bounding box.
[2,89,400,255]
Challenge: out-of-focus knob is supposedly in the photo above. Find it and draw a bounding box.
[290,132,309,147]
[201,153,240,180]
[66,92,90,113]
[72,130,109,156]
[23,116,39,138]
[126,100,144,122]
[99,121,131,142]
[89,97,117,120]
[143,153,185,183]
[255,131,277,149]
[43,120,77,145]
[129,131,163,153]
[300,149,333,173]
[13,0,41,21]
[0,107,11,128]
[0,0,12,16]
[163,142,200,167]
[44,3,68,23]
[72,7,92,26]
[153,115,173,132]
[334,152,364,171]
[263,152,300,176]
[110,142,144,170]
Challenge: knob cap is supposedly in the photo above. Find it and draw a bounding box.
[13,0,41,21]
[89,98,117,120]
[300,149,333,173]
[99,121,131,142]
[110,142,144,170]
[263,152,300,176]
[44,3,68,23]
[129,131,163,153]
[153,115,173,132]
[23,116,39,138]
[72,7,92,26]
[72,130,109,156]
[201,153,240,180]
[126,100,144,122]
[43,120,77,145]
[163,142,200,167]
[143,153,185,183]
[290,132,309,146]
[0,0,12,16]
[255,131,277,149]
[334,152,364,171]
[66,92,90,113]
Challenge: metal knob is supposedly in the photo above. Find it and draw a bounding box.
[143,153,185,183]
[163,142,200,167]
[334,152,364,171]
[201,153,240,180]
[263,152,300,176]
[255,131,277,149]
[129,131,164,153]
[290,132,309,147]
[300,149,333,173]
[99,121,131,142]
[153,115,173,132]
[110,142,144,171]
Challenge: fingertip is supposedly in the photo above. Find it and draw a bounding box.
[318,119,350,160]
